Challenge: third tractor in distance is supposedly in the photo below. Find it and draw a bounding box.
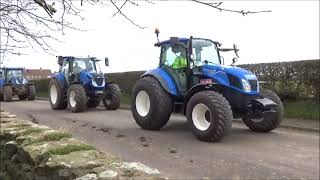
[49,56,120,112]
[0,67,36,102]
[131,30,284,142]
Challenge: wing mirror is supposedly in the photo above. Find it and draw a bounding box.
[233,44,239,58]
[57,56,64,66]
[231,57,238,66]
[105,57,109,66]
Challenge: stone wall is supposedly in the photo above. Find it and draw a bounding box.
[0,111,162,180]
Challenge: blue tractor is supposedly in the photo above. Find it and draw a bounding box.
[49,56,120,113]
[131,30,284,142]
[0,67,36,101]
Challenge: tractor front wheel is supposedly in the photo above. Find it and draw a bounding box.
[242,89,284,132]
[186,91,232,142]
[103,83,120,110]
[67,84,87,113]
[131,76,173,130]
[27,84,36,100]
[3,85,12,102]
[49,79,67,110]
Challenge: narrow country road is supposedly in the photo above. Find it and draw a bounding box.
[1,100,319,179]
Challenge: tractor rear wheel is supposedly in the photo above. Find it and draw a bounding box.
[27,84,36,100]
[87,96,101,108]
[3,85,12,102]
[67,84,87,113]
[131,76,173,130]
[186,91,232,142]
[242,89,283,132]
[103,83,120,110]
[18,94,27,100]
[49,79,67,110]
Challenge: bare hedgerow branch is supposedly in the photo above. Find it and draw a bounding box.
[0,0,271,59]
[191,0,272,15]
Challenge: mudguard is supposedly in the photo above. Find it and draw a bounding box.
[52,73,67,90]
[141,68,178,96]
[183,83,219,113]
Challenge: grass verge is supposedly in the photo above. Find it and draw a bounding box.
[283,99,319,120]
[47,144,96,155]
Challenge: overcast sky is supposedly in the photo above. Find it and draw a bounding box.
[2,0,319,73]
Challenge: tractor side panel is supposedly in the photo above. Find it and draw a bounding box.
[0,78,4,94]
[141,68,178,96]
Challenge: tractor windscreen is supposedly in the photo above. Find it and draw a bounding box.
[191,39,220,66]
[73,58,97,73]
[6,69,23,79]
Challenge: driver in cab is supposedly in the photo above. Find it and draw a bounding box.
[73,62,83,73]
[172,48,187,69]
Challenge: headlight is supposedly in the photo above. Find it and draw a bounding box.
[92,79,98,86]
[22,78,27,84]
[241,79,251,92]
[91,78,105,87]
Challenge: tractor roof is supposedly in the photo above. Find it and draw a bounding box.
[59,56,101,61]
[0,67,24,70]
[154,38,189,47]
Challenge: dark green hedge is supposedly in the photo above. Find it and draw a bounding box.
[30,79,50,93]
[238,59,319,99]
[30,60,319,100]
[105,60,319,100]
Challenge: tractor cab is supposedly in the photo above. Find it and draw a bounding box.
[155,37,240,96]
[57,56,106,86]
[0,67,27,87]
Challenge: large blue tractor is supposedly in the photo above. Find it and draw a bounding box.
[131,30,284,142]
[0,67,36,101]
[49,56,120,113]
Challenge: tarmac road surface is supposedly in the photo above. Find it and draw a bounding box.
[1,100,319,179]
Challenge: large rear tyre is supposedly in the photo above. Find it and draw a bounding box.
[18,94,27,100]
[27,84,36,101]
[67,84,87,113]
[103,83,120,110]
[3,86,12,102]
[186,91,232,142]
[131,76,173,130]
[49,79,67,110]
[242,89,284,132]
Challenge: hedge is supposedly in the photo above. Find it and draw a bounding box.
[105,60,319,100]
[30,60,319,100]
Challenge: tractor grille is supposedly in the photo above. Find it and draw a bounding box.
[227,74,241,89]
[249,80,258,91]
[94,78,104,86]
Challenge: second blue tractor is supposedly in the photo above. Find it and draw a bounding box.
[49,56,120,112]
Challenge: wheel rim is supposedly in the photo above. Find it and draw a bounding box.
[192,103,211,131]
[69,91,76,108]
[50,84,57,104]
[135,91,150,117]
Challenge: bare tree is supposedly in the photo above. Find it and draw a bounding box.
[0,0,271,60]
